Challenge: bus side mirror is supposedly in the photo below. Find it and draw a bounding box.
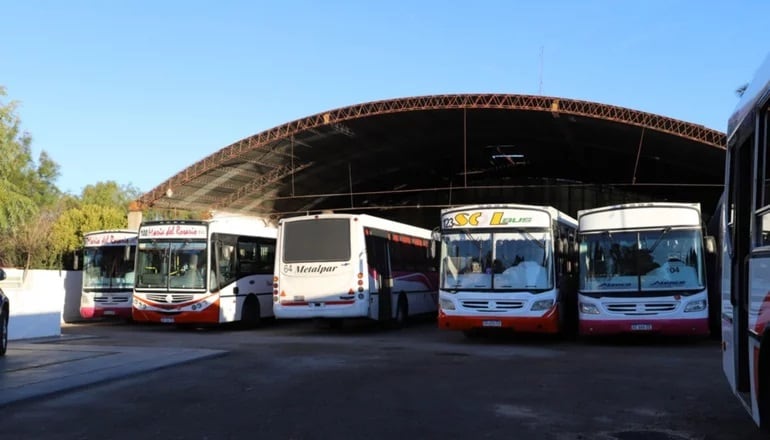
[431,229,441,242]
[704,236,716,255]
[555,238,566,254]
[73,253,79,271]
[124,245,131,261]
[0,268,5,281]
[429,241,436,259]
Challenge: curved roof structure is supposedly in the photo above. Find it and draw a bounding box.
[134,94,726,226]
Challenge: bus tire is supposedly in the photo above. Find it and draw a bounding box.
[394,294,408,328]
[0,305,7,356]
[241,295,261,329]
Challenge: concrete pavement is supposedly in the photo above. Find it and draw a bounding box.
[0,336,225,407]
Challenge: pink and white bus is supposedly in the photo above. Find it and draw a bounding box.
[80,229,137,320]
[720,53,770,429]
[577,202,713,336]
[132,217,276,326]
[273,213,438,326]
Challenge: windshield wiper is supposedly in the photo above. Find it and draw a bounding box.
[648,226,672,253]
[513,228,545,249]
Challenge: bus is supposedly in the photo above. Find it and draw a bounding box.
[721,53,770,429]
[132,217,277,326]
[436,204,578,337]
[273,213,438,326]
[80,229,137,320]
[577,202,713,336]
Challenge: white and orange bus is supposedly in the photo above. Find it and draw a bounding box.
[80,229,137,320]
[720,53,770,429]
[273,213,438,326]
[437,204,578,337]
[132,217,276,326]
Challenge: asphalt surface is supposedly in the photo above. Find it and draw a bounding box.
[0,318,761,440]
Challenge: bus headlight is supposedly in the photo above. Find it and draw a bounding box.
[439,298,456,311]
[531,299,554,311]
[684,299,707,312]
[579,303,600,315]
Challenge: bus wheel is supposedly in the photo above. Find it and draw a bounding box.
[241,296,261,329]
[394,295,408,328]
[0,307,7,356]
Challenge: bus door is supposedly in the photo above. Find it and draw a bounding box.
[728,133,753,398]
[365,232,392,321]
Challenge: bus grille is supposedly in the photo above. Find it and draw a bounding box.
[94,296,130,303]
[461,300,525,311]
[146,294,195,304]
[605,302,678,315]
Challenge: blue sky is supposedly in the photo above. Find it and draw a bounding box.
[1,1,768,195]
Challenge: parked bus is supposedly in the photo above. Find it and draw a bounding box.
[132,217,276,326]
[273,213,438,326]
[577,202,713,336]
[80,229,137,320]
[436,204,578,337]
[721,53,770,429]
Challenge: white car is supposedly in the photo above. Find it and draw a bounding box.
[0,268,8,356]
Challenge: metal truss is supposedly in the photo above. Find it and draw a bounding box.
[137,94,726,210]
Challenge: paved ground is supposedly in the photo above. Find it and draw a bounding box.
[0,318,762,440]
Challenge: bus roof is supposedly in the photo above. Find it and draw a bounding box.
[140,217,276,238]
[577,202,701,219]
[83,229,138,237]
[577,202,702,232]
[728,53,770,144]
[279,212,434,240]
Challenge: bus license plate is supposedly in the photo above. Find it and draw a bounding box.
[482,320,502,327]
[631,323,652,331]
[161,317,175,324]
[103,310,115,315]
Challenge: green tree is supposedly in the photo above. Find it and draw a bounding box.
[0,87,62,267]
[50,204,127,264]
[81,181,141,210]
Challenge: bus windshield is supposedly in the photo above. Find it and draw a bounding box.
[135,240,207,290]
[441,230,552,291]
[83,246,136,289]
[282,218,351,263]
[579,228,705,292]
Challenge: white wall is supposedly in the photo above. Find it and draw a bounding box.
[1,269,84,340]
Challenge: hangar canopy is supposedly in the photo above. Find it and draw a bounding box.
[134,94,726,228]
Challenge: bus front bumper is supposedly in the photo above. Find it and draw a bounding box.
[438,305,560,334]
[579,317,709,336]
[132,305,220,325]
[80,306,132,320]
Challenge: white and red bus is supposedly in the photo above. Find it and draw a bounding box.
[273,213,438,326]
[437,204,578,337]
[720,53,770,429]
[132,217,276,326]
[80,230,137,320]
[577,202,713,336]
